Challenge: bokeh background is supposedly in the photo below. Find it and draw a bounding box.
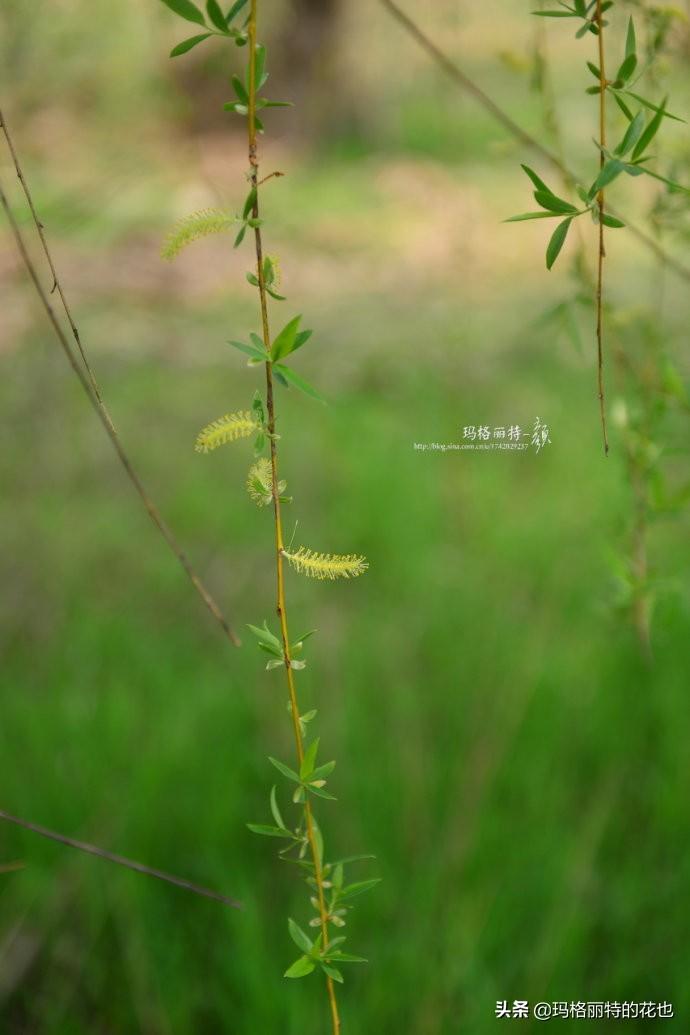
[1,1,690,1032]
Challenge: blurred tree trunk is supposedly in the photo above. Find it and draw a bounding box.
[278,0,354,140]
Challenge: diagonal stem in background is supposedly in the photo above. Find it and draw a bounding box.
[246,4,340,1031]
[0,111,240,646]
[0,809,242,909]
[380,0,690,286]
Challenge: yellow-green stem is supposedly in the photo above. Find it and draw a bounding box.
[596,0,610,455]
[246,4,340,1031]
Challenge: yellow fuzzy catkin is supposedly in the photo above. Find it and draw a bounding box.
[195,412,259,453]
[162,209,237,261]
[283,546,368,581]
[246,457,273,506]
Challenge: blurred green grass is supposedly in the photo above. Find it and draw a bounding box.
[2,1,690,1033]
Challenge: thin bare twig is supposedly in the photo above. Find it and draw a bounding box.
[0,809,242,910]
[0,115,240,646]
[380,0,690,285]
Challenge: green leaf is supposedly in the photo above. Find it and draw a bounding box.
[269,757,300,783]
[534,190,578,214]
[615,53,637,84]
[622,91,684,122]
[271,314,302,361]
[611,91,634,121]
[504,211,561,222]
[589,158,625,197]
[600,213,625,228]
[234,223,247,248]
[232,73,249,104]
[288,918,313,954]
[226,0,248,22]
[262,255,275,284]
[615,110,645,156]
[290,329,313,355]
[321,963,344,983]
[159,0,206,26]
[291,630,317,653]
[273,364,325,403]
[521,164,551,194]
[284,955,315,979]
[625,16,636,58]
[586,61,600,79]
[532,9,577,15]
[307,784,337,801]
[170,32,212,55]
[267,286,287,301]
[310,761,336,781]
[206,0,228,31]
[326,951,368,963]
[246,823,293,838]
[300,737,320,781]
[254,43,268,90]
[243,187,257,219]
[635,166,690,193]
[270,786,285,830]
[546,217,572,271]
[631,97,666,160]
[249,332,267,353]
[228,339,268,361]
[247,622,281,651]
[338,878,382,901]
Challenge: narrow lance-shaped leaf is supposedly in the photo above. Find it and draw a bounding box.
[206,0,228,31]
[300,738,320,781]
[615,53,637,85]
[615,110,645,157]
[546,217,572,271]
[588,159,626,198]
[534,190,578,214]
[521,164,552,194]
[170,33,212,56]
[273,363,326,403]
[226,0,248,22]
[271,314,302,361]
[625,16,636,58]
[504,211,562,223]
[631,97,667,161]
[284,956,315,979]
[269,757,300,783]
[159,0,207,26]
[288,918,313,954]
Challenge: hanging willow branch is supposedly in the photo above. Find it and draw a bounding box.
[0,110,240,645]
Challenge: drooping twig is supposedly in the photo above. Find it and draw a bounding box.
[0,809,242,909]
[379,0,690,286]
[246,3,340,1029]
[595,0,609,455]
[0,139,240,647]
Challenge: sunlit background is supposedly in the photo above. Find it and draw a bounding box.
[1,1,690,1031]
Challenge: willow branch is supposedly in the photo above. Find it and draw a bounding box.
[0,126,240,647]
[246,4,340,1031]
[0,809,242,910]
[379,0,690,286]
[595,1,609,455]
